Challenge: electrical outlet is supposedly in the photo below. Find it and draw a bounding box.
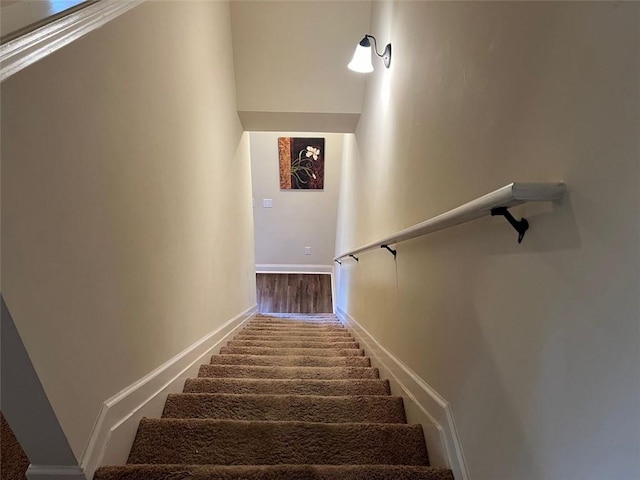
[262,198,273,208]
[305,247,312,255]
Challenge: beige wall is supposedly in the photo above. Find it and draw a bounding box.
[251,132,343,268]
[230,1,371,131]
[335,2,639,479]
[1,1,256,459]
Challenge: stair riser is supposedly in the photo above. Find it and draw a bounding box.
[183,378,391,396]
[238,329,353,337]
[234,336,354,343]
[253,312,338,321]
[249,317,342,325]
[245,324,346,330]
[96,465,454,480]
[243,328,348,335]
[240,329,348,335]
[198,365,379,380]
[209,355,370,367]
[162,394,407,423]
[226,341,359,349]
[255,315,338,319]
[247,320,344,327]
[128,420,429,466]
[220,347,365,357]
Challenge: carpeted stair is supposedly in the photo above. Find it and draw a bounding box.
[95,314,454,480]
[1,411,31,480]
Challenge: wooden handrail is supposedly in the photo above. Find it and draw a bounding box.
[334,182,567,261]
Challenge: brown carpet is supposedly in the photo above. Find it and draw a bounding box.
[208,354,370,367]
[162,394,407,423]
[225,340,359,349]
[96,464,454,480]
[94,314,454,480]
[183,378,392,396]
[234,334,354,342]
[219,346,365,357]
[237,329,353,336]
[197,364,379,380]
[244,324,346,330]
[1,412,29,480]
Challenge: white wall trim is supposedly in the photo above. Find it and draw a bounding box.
[337,306,470,480]
[79,304,258,479]
[26,465,86,480]
[330,268,336,314]
[0,0,144,83]
[255,264,333,274]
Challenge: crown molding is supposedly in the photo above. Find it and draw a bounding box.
[1,0,144,83]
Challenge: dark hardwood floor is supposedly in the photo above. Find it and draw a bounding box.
[256,273,333,314]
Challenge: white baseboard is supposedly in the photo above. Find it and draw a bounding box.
[80,304,258,479]
[26,465,86,480]
[255,264,333,274]
[337,307,470,480]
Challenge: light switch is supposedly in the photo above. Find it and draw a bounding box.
[305,247,312,255]
[263,199,273,208]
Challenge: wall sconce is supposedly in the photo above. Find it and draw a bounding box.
[347,34,391,73]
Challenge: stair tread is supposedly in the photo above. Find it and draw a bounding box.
[234,335,354,342]
[198,364,379,380]
[183,378,390,396]
[210,354,370,367]
[251,318,341,323]
[244,324,347,330]
[96,464,454,480]
[251,319,343,323]
[220,346,365,357]
[163,393,406,423]
[226,340,359,348]
[250,323,343,326]
[240,328,349,334]
[238,331,353,338]
[127,419,429,466]
[255,314,338,316]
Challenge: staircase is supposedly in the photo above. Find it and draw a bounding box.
[95,314,454,480]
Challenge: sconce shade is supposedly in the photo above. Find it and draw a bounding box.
[348,36,374,73]
[347,34,391,72]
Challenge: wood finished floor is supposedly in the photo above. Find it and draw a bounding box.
[256,273,333,314]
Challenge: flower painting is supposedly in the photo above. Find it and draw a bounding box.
[278,137,325,190]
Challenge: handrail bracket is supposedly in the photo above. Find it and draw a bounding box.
[381,245,397,258]
[349,255,359,262]
[491,207,529,244]
[334,259,342,265]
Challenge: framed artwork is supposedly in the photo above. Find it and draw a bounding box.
[278,137,325,190]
